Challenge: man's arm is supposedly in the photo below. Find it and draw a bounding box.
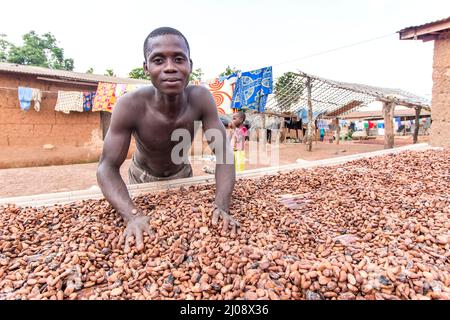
[96,95,153,251]
[97,96,136,221]
[195,87,239,235]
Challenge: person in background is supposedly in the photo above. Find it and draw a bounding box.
[230,112,248,173]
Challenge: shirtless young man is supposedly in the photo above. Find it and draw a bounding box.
[97,27,239,252]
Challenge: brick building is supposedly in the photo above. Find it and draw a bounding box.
[399,17,450,147]
[0,62,150,168]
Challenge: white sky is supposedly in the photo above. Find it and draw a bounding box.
[1,0,449,99]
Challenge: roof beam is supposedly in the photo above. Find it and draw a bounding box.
[399,20,450,40]
[36,77,98,87]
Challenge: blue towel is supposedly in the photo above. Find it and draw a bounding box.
[18,87,33,111]
[230,66,273,112]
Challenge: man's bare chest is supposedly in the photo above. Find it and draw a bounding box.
[133,115,200,150]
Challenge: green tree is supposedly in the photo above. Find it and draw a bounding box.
[275,72,303,112]
[0,34,11,62]
[86,67,94,74]
[104,69,115,77]
[219,65,240,77]
[129,67,149,80]
[6,31,74,70]
[189,68,203,81]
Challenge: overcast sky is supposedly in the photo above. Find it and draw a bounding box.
[1,0,449,98]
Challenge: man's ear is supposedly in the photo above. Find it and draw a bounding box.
[143,61,150,76]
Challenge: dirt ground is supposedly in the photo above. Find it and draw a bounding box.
[0,136,428,198]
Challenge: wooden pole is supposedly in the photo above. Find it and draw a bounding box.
[383,101,395,149]
[335,118,340,145]
[413,107,421,144]
[306,78,313,152]
[403,117,407,136]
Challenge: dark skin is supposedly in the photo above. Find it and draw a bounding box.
[97,34,240,252]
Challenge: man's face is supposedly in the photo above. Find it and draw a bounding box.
[144,35,192,95]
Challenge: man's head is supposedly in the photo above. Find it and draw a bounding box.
[143,27,192,95]
[231,112,246,128]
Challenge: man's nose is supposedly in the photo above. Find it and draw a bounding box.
[164,60,177,73]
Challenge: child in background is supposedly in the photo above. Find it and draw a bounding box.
[230,112,248,173]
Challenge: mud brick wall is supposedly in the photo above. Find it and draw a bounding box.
[431,31,450,148]
[0,72,102,148]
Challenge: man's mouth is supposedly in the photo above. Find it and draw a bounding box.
[163,78,182,83]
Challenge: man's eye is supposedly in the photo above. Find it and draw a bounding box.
[153,58,163,64]
[175,57,185,63]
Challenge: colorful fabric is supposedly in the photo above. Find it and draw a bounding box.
[234,150,245,173]
[31,88,42,112]
[377,121,385,129]
[83,92,96,112]
[92,82,116,112]
[320,128,325,137]
[203,78,234,115]
[18,87,33,111]
[55,91,84,114]
[230,66,273,112]
[363,121,369,129]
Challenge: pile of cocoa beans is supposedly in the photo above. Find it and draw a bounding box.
[0,149,448,300]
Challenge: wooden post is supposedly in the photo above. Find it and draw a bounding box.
[383,101,395,149]
[335,118,340,145]
[403,117,407,136]
[306,78,313,152]
[413,107,421,144]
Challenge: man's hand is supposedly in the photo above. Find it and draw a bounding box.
[211,205,240,237]
[119,214,155,253]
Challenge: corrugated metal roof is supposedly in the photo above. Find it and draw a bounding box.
[0,62,152,85]
[398,16,450,34]
[265,70,430,117]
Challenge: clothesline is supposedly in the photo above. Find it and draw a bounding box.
[0,86,59,94]
[0,86,100,95]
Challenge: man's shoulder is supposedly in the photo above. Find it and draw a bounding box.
[187,84,212,98]
[115,86,153,110]
[187,85,214,110]
[123,86,154,102]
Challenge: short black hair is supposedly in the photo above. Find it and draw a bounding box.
[143,27,190,59]
[237,111,246,122]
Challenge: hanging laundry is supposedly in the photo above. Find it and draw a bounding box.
[93,82,117,112]
[83,92,96,112]
[230,66,273,112]
[355,121,364,131]
[115,83,128,99]
[363,121,369,129]
[55,91,84,114]
[316,119,329,130]
[18,87,33,111]
[31,88,42,112]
